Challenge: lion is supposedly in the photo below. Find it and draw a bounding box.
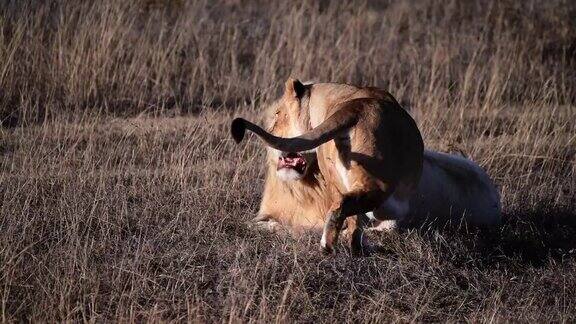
[232,79,501,254]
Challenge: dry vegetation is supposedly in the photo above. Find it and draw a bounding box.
[1,0,575,322]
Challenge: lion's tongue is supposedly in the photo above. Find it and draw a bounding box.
[278,155,305,169]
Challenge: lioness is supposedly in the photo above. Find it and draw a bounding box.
[232,79,501,254]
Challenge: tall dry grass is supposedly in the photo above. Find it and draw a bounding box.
[1,0,575,322]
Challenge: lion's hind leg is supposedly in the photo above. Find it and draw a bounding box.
[348,213,376,256]
[320,162,388,254]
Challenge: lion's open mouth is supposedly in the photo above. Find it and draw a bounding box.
[277,152,307,174]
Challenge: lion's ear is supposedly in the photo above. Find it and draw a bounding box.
[284,78,306,99]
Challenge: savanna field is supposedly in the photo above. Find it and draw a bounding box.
[1,0,575,322]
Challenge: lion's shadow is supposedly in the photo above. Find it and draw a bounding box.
[369,204,576,268]
[473,205,576,267]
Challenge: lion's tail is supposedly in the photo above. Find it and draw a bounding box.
[231,101,363,152]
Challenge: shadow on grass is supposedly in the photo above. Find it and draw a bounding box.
[404,204,576,268]
[475,204,576,267]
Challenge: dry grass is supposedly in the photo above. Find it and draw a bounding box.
[1,0,575,322]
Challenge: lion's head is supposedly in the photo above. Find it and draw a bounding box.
[264,78,316,181]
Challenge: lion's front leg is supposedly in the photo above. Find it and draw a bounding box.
[249,214,282,233]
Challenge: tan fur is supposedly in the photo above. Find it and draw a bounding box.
[255,159,332,231]
[236,79,503,256]
[234,79,424,254]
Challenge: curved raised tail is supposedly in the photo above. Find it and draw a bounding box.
[231,102,363,152]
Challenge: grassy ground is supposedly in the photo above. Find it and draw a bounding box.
[1,0,575,322]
